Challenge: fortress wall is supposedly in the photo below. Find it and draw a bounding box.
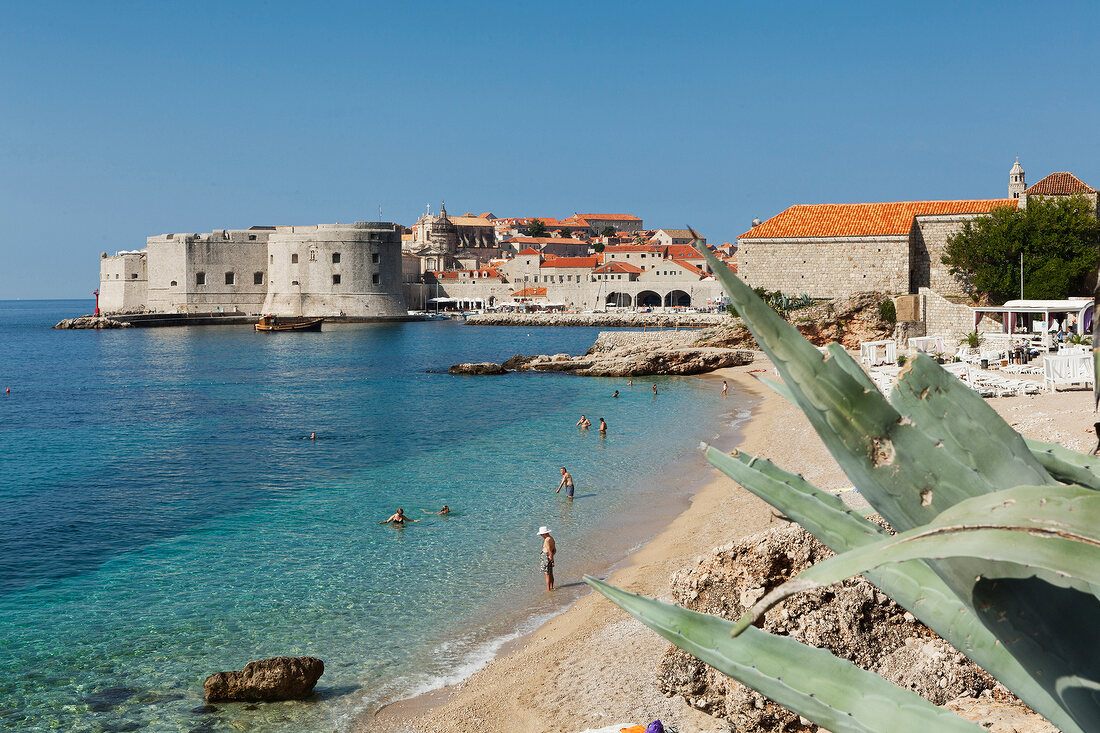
[181,235,268,312]
[263,223,406,317]
[911,214,989,297]
[737,236,909,299]
[99,252,147,311]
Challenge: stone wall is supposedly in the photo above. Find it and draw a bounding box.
[263,223,406,317]
[99,252,147,312]
[919,288,1006,343]
[737,236,909,298]
[589,329,702,352]
[910,214,994,297]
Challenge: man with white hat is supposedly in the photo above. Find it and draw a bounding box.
[537,526,556,591]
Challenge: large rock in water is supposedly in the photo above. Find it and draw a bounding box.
[448,362,508,375]
[204,656,324,702]
[656,522,1043,731]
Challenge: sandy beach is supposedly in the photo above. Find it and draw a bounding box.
[369,357,1095,733]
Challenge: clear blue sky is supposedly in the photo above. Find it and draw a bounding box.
[2,1,1098,299]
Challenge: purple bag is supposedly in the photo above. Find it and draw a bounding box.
[645,721,664,733]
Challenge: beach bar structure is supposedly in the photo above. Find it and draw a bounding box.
[971,298,1093,347]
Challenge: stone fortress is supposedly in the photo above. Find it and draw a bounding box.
[99,222,407,318]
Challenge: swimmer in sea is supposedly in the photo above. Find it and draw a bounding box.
[612,390,619,398]
[576,414,591,428]
[380,508,419,525]
[598,418,607,433]
[309,432,316,440]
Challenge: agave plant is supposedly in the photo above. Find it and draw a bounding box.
[585,235,1100,733]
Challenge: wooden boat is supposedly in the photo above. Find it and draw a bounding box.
[254,315,324,332]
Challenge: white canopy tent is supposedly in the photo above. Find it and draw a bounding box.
[971,298,1093,348]
[907,336,946,354]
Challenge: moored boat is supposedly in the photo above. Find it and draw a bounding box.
[254,315,324,332]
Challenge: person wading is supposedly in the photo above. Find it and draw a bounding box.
[537,526,556,591]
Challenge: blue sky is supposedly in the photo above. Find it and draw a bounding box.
[2,1,1098,299]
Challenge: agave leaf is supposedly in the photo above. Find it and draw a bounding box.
[890,355,1056,490]
[826,342,881,393]
[733,484,1100,635]
[698,244,1100,728]
[584,576,983,733]
[1025,437,1100,491]
[706,447,1084,733]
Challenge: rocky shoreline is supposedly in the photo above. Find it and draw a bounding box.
[53,315,133,329]
[450,329,754,377]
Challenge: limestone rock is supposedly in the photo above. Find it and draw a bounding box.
[448,362,508,375]
[658,522,1008,730]
[203,656,324,702]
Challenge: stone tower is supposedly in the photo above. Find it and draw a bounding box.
[1009,157,1026,199]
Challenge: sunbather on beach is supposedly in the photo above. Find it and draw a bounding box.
[380,508,418,525]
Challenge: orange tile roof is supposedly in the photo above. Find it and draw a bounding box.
[665,244,704,259]
[1025,172,1097,196]
[511,287,547,297]
[505,236,586,245]
[593,261,645,274]
[540,256,601,269]
[739,199,1019,239]
[672,260,707,277]
[516,247,541,256]
[579,214,641,221]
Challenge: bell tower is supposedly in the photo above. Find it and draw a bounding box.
[1009,157,1026,199]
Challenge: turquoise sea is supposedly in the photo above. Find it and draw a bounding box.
[0,300,753,732]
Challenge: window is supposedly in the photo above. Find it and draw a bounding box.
[114,274,119,279]
[270,255,274,264]
[309,250,317,262]
[372,273,380,285]
[131,273,138,279]
[170,280,177,286]
[332,252,341,263]
[225,272,235,285]
[249,234,257,241]
[332,274,341,285]
[196,272,206,285]
[254,272,263,285]
[291,280,299,285]
[291,253,298,264]
[371,253,379,264]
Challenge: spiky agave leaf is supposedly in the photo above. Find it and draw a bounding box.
[584,577,983,733]
[1025,437,1100,491]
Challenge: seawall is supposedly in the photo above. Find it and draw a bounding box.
[465,312,727,328]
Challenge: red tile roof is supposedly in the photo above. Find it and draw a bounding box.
[603,244,665,253]
[505,236,587,245]
[516,247,541,256]
[739,199,1019,239]
[1025,172,1097,196]
[540,256,601,269]
[672,260,707,277]
[511,287,547,297]
[593,261,645,275]
[579,214,642,221]
[665,244,705,259]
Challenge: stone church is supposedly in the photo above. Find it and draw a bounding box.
[406,202,500,272]
[736,159,1098,299]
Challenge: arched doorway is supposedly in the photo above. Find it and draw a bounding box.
[664,290,691,307]
[636,290,661,308]
[606,292,631,307]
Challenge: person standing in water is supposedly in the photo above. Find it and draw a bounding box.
[652,384,658,395]
[721,380,728,398]
[576,414,591,428]
[538,526,556,590]
[380,508,418,525]
[556,467,575,498]
[598,418,607,434]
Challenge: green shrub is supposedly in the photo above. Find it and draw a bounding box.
[878,299,896,324]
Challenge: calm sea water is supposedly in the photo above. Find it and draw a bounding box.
[0,300,752,732]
